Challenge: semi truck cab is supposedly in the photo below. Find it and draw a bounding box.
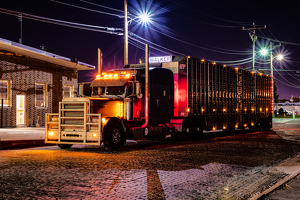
[46,67,175,150]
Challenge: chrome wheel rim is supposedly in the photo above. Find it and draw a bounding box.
[112,128,121,145]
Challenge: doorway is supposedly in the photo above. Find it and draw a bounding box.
[16,95,26,126]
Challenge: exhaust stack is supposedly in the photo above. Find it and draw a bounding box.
[142,44,149,128]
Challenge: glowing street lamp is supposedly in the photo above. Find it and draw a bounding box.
[277,54,283,60]
[260,42,282,118]
[260,48,268,56]
[124,0,152,66]
[138,13,151,26]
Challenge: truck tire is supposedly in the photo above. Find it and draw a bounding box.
[107,122,123,151]
[57,144,73,149]
[193,120,203,140]
[178,120,192,141]
[262,118,271,130]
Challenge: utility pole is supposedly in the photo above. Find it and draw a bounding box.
[98,48,102,75]
[124,0,128,66]
[18,14,22,44]
[242,23,266,72]
[270,42,281,118]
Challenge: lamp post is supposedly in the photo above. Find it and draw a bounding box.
[260,42,282,118]
[124,0,151,66]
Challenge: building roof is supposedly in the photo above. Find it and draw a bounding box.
[0,37,95,71]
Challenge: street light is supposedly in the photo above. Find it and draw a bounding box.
[277,54,283,60]
[260,48,268,56]
[137,13,151,26]
[124,0,152,66]
[260,42,282,118]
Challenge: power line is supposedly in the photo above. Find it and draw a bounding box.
[50,0,123,18]
[0,8,124,35]
[80,0,124,13]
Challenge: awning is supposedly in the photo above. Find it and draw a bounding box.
[0,37,95,71]
[91,78,129,87]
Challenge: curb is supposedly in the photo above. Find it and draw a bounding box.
[0,139,54,150]
[250,154,300,199]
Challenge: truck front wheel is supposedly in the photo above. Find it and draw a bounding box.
[107,123,123,151]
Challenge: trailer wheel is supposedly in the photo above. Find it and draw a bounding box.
[193,120,203,140]
[57,144,73,149]
[178,120,192,141]
[107,122,123,151]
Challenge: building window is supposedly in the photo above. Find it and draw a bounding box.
[0,80,11,107]
[63,85,74,98]
[35,83,47,107]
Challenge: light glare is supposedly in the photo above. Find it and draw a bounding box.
[260,49,268,56]
[277,54,283,60]
[139,13,150,23]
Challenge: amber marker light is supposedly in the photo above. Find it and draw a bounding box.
[223,126,226,129]
[235,124,238,128]
[213,127,216,130]
[266,108,269,111]
[251,122,254,126]
[244,124,247,127]
[96,74,100,79]
[201,59,205,62]
[212,62,216,65]
[93,133,97,137]
[102,118,107,125]
[48,132,54,136]
[114,74,118,78]
[187,108,190,112]
[251,108,254,112]
[125,73,131,78]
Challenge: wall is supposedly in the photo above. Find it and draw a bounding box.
[0,53,77,127]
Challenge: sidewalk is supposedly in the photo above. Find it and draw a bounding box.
[0,127,50,150]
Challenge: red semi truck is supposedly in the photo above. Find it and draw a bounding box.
[45,55,272,150]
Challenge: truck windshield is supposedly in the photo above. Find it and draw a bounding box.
[106,86,125,96]
[92,87,105,96]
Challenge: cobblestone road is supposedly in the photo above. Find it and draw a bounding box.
[1,129,300,199]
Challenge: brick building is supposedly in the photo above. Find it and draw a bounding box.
[0,38,94,128]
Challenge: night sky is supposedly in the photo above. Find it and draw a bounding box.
[1,0,300,99]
